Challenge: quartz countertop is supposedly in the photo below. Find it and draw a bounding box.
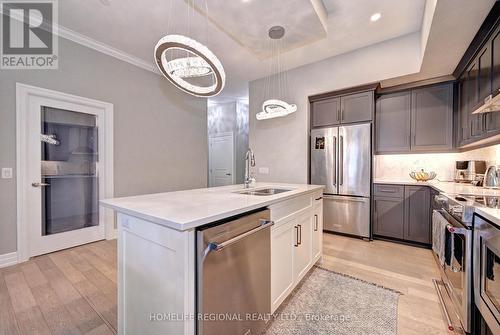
[100,183,324,231]
[374,179,500,225]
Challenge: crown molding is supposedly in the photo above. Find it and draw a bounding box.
[57,25,160,75]
[0,5,160,75]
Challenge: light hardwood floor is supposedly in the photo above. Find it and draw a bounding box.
[320,233,449,335]
[0,240,117,335]
[0,234,448,335]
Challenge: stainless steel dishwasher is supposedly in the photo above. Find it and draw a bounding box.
[197,209,272,335]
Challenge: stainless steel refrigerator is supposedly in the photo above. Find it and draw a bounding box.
[310,123,371,238]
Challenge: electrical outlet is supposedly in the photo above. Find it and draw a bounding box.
[258,167,270,175]
[1,168,13,179]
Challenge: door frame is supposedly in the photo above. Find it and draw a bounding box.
[16,83,114,262]
[208,132,234,187]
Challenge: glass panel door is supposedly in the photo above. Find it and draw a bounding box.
[40,106,99,235]
[484,244,500,313]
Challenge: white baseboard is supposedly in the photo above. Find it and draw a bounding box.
[0,252,18,268]
[106,229,118,240]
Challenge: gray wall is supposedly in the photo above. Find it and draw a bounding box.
[207,101,249,184]
[249,33,421,183]
[0,38,208,255]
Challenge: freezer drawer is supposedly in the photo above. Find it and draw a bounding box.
[323,195,370,238]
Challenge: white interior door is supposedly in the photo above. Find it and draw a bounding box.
[18,85,113,259]
[209,133,234,187]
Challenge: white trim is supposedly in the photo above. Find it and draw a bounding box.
[16,83,114,262]
[57,25,159,74]
[0,252,18,269]
[0,6,159,75]
[208,132,235,187]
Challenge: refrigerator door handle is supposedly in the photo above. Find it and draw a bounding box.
[333,135,337,186]
[339,135,344,186]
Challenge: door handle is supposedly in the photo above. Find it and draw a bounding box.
[314,214,318,231]
[339,136,344,186]
[32,182,50,187]
[333,136,337,185]
[208,220,274,254]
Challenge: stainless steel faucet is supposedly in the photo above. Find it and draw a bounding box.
[244,148,256,188]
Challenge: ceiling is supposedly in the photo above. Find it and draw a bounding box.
[57,0,494,101]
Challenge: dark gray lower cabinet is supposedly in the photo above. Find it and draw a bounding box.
[373,184,431,245]
[373,197,405,239]
[404,186,431,244]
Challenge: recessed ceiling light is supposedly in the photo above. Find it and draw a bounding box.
[370,13,381,22]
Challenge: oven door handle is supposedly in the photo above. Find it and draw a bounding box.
[203,220,274,259]
[446,224,467,235]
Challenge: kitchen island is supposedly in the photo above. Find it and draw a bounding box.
[100,183,324,335]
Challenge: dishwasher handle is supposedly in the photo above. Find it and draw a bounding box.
[205,219,274,257]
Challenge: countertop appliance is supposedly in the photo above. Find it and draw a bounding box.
[311,123,371,238]
[474,215,500,335]
[455,160,486,184]
[433,194,474,333]
[196,209,272,335]
[485,165,500,189]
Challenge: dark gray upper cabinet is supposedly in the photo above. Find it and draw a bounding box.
[478,45,492,102]
[375,83,453,153]
[458,76,470,145]
[311,98,340,127]
[456,19,500,147]
[411,84,453,151]
[493,24,500,95]
[310,90,374,128]
[404,186,431,244]
[375,92,411,153]
[340,91,374,124]
[373,197,404,239]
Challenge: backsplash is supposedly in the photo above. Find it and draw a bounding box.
[374,144,500,181]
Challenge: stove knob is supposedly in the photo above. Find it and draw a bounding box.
[434,195,447,203]
[450,206,463,216]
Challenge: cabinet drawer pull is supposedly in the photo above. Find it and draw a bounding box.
[379,188,396,193]
[314,214,318,231]
[298,224,302,245]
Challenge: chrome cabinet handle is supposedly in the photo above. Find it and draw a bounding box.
[294,226,299,247]
[298,224,302,245]
[315,197,323,201]
[314,214,318,231]
[32,182,50,187]
[379,188,396,193]
[208,220,274,253]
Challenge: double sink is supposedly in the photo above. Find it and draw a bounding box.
[235,188,292,196]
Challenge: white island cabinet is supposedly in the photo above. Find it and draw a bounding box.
[101,183,323,335]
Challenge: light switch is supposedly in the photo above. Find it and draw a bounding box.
[1,168,13,179]
[258,167,270,175]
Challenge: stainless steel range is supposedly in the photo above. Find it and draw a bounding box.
[433,194,474,333]
[474,213,500,335]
